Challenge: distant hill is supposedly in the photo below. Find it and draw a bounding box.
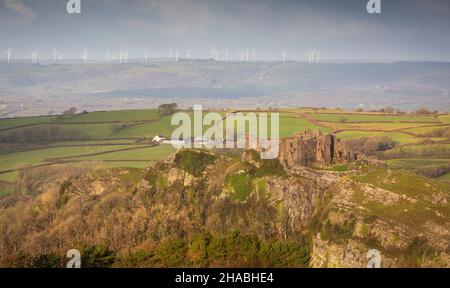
[1,61,449,117]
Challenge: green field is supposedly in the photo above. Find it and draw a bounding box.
[437,173,450,182]
[324,122,433,131]
[438,115,450,124]
[337,131,422,145]
[72,145,176,162]
[0,145,137,172]
[380,144,450,159]
[111,114,175,138]
[402,125,449,135]
[57,109,161,123]
[310,113,439,123]
[0,171,18,182]
[0,115,56,130]
[386,159,450,169]
[278,116,330,136]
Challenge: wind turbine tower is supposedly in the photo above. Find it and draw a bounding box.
[308,50,316,64]
[6,49,11,63]
[185,50,191,60]
[144,50,149,63]
[31,51,38,65]
[175,50,179,62]
[123,51,129,63]
[211,48,219,61]
[82,49,88,63]
[282,50,287,63]
[53,49,58,63]
[239,51,244,62]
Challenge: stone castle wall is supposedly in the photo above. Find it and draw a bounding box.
[279,130,359,168]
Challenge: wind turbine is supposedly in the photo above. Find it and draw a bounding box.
[144,50,149,63]
[82,49,88,63]
[6,49,11,63]
[53,49,64,63]
[31,51,38,65]
[251,49,257,61]
[175,50,179,62]
[53,49,63,63]
[316,50,321,63]
[210,48,218,61]
[282,50,287,63]
[308,50,316,64]
[239,51,244,62]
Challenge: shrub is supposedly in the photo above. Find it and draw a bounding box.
[226,171,254,201]
[81,245,116,268]
[256,159,286,177]
[404,237,436,267]
[174,149,217,177]
[158,103,178,117]
[56,180,72,209]
[414,107,432,114]
[154,239,188,267]
[347,136,396,155]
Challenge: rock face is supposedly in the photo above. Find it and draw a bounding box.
[279,130,358,168]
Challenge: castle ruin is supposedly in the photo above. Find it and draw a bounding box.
[278,130,359,168]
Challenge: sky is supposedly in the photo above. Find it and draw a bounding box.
[1,0,450,61]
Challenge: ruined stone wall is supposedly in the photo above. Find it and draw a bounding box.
[279,130,359,168]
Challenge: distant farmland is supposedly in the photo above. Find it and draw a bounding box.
[0,108,449,188]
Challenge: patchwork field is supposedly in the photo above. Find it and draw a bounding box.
[309,113,439,123]
[0,108,449,189]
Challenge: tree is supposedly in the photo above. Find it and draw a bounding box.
[158,103,178,117]
[62,107,77,115]
[415,107,431,114]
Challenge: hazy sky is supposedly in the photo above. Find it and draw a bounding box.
[1,0,450,61]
